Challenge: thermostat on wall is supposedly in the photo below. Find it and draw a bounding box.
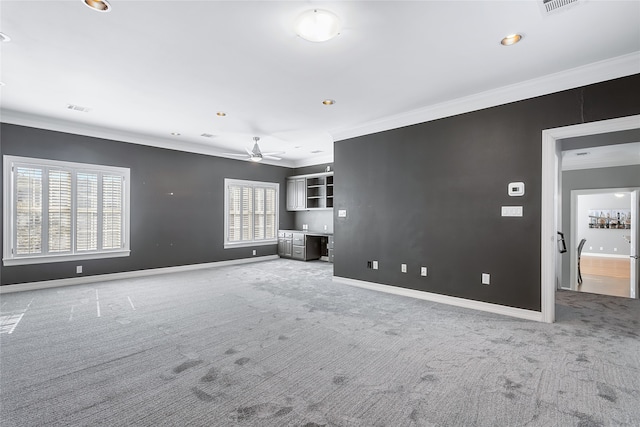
[508,182,525,196]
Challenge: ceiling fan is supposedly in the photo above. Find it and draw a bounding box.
[223,137,284,162]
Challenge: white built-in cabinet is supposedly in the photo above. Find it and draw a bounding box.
[286,172,333,211]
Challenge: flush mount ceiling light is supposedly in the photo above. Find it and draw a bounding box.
[0,32,11,42]
[295,9,341,42]
[501,33,522,46]
[322,99,336,105]
[83,0,111,12]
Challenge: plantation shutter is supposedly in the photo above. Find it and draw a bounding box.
[15,166,43,255]
[242,187,252,241]
[254,187,265,240]
[102,174,123,249]
[48,169,72,253]
[228,185,242,242]
[265,187,276,239]
[76,172,98,251]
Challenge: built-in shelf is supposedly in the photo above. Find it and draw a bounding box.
[286,171,334,211]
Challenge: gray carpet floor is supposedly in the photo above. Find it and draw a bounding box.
[1,259,639,426]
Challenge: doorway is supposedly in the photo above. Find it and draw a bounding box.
[570,189,637,298]
[541,114,640,323]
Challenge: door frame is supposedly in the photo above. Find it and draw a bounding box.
[541,114,640,323]
[569,188,638,294]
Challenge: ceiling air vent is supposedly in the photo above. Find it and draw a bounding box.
[540,0,580,15]
[67,104,91,113]
[200,133,214,138]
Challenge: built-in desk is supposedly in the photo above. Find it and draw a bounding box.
[278,230,333,262]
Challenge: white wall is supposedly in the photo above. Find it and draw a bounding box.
[576,192,631,256]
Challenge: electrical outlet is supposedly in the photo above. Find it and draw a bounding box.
[614,248,617,252]
[76,265,82,274]
[372,261,379,270]
[401,263,407,273]
[421,267,427,276]
[252,249,256,256]
[600,247,603,251]
[323,224,328,231]
[482,273,490,285]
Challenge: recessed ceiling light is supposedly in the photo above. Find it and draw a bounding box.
[295,9,341,42]
[0,32,11,42]
[83,0,111,12]
[501,33,522,46]
[322,99,336,106]
[171,132,181,136]
[216,112,227,117]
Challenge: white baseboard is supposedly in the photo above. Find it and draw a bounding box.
[0,255,279,294]
[581,252,629,259]
[332,276,543,322]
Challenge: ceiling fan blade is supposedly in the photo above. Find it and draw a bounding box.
[261,151,285,156]
[245,147,254,156]
[263,155,282,161]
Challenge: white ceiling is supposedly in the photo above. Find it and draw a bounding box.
[1,1,639,167]
[562,142,640,171]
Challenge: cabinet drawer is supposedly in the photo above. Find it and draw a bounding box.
[292,245,305,260]
[292,233,305,246]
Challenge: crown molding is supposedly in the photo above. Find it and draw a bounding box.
[0,110,297,168]
[330,52,640,142]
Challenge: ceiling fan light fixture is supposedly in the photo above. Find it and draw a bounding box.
[501,33,522,46]
[83,0,111,12]
[295,9,341,42]
[250,156,263,162]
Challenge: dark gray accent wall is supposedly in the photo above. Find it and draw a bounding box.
[334,74,640,312]
[1,123,294,285]
[560,165,640,286]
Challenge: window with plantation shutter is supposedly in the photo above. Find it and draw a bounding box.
[3,156,130,266]
[224,179,278,248]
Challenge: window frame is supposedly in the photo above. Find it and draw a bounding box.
[3,155,131,266]
[224,178,279,249]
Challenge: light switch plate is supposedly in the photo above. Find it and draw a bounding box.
[501,206,523,217]
[482,273,490,285]
[338,209,347,218]
[372,261,378,270]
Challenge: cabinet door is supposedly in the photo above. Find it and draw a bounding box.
[286,178,306,211]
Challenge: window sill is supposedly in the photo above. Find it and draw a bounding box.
[224,240,277,249]
[3,250,131,266]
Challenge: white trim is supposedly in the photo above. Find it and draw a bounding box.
[331,53,640,143]
[541,115,640,323]
[223,178,279,249]
[0,255,279,294]
[3,155,131,266]
[581,252,629,259]
[332,276,543,322]
[3,250,130,266]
